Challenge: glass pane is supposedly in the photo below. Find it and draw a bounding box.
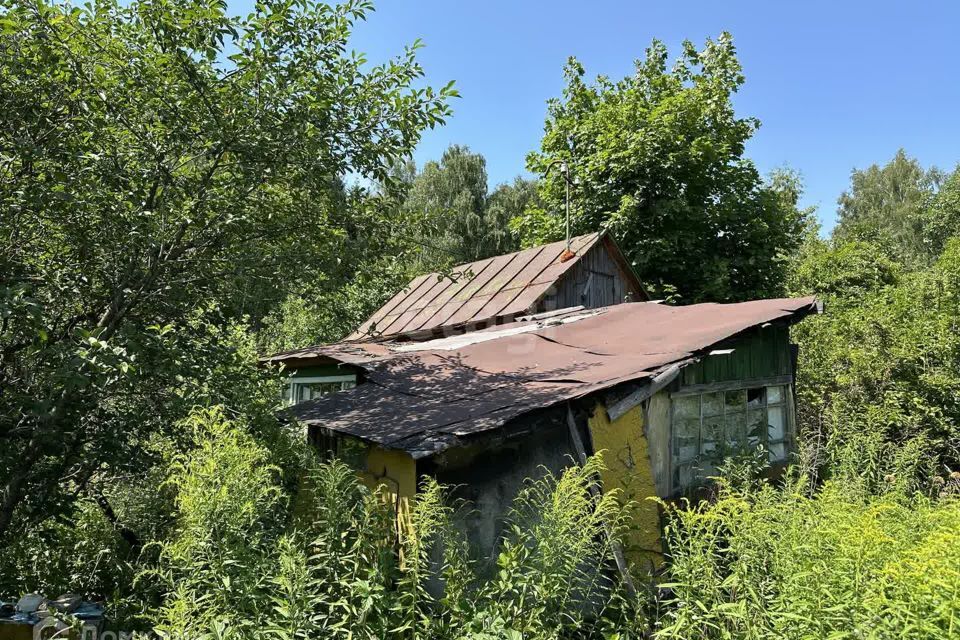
[767,406,786,441]
[695,461,717,481]
[701,440,717,458]
[747,387,765,409]
[676,417,700,438]
[676,464,694,489]
[769,442,787,461]
[676,436,698,463]
[725,411,747,446]
[746,409,765,446]
[725,389,747,412]
[703,392,724,417]
[674,395,700,420]
[767,385,784,404]
[703,416,723,444]
[675,416,700,462]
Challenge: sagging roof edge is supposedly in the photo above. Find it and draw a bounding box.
[286,301,821,460]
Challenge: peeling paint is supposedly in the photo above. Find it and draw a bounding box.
[588,402,664,575]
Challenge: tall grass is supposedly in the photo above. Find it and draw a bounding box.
[657,476,960,639]
[120,408,960,639]
[143,407,641,640]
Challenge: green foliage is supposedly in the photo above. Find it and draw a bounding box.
[147,407,284,637]
[790,235,960,491]
[256,251,415,352]
[921,167,960,260]
[140,417,638,639]
[834,149,948,265]
[518,34,808,302]
[256,146,538,353]
[471,456,642,638]
[400,144,530,269]
[789,238,902,301]
[658,480,960,639]
[0,0,451,539]
[3,0,960,634]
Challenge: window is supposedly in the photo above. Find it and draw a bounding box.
[308,425,341,459]
[284,375,356,406]
[671,384,791,491]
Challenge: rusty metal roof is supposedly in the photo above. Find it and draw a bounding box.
[262,341,389,368]
[287,296,820,458]
[348,232,608,341]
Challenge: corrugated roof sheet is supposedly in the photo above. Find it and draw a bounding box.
[348,233,604,341]
[288,296,820,458]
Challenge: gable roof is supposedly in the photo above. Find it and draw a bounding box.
[348,231,645,342]
[287,296,820,458]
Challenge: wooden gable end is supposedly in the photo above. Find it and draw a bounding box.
[541,235,648,312]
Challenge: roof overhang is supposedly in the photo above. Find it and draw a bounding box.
[283,296,821,458]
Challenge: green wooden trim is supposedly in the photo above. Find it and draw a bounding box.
[679,326,792,387]
[286,364,356,379]
[673,374,793,397]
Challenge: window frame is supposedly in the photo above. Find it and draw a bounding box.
[668,376,795,494]
[285,374,357,406]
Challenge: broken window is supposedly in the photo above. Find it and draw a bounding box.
[670,384,791,492]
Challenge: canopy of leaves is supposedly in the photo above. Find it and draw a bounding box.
[516,34,808,302]
[0,0,452,538]
[399,144,531,269]
[788,153,960,491]
[790,239,960,491]
[834,149,953,265]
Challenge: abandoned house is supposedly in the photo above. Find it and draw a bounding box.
[266,231,821,573]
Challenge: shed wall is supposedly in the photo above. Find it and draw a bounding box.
[542,242,636,312]
[645,390,673,498]
[363,447,417,527]
[432,416,576,567]
[587,403,663,574]
[679,325,793,388]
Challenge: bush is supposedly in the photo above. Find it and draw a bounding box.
[791,237,960,490]
[139,408,640,639]
[657,478,960,639]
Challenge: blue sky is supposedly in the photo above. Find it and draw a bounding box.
[233,1,960,230]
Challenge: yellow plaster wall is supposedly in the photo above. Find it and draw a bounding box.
[587,402,664,575]
[362,446,417,538]
[291,445,417,535]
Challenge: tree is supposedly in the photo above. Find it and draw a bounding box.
[401,145,525,268]
[517,34,808,302]
[919,165,960,260]
[834,149,944,264]
[256,150,539,353]
[486,176,541,254]
[0,0,453,538]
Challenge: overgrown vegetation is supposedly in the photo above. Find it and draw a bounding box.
[515,34,810,302]
[143,409,637,639]
[2,0,960,636]
[658,478,960,639]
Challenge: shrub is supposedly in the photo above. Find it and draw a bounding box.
[657,478,960,639]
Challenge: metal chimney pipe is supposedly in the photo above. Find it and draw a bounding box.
[562,161,570,252]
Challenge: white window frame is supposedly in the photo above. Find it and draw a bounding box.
[285,374,356,406]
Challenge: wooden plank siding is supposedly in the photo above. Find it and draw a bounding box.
[679,325,794,388]
[541,239,639,312]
